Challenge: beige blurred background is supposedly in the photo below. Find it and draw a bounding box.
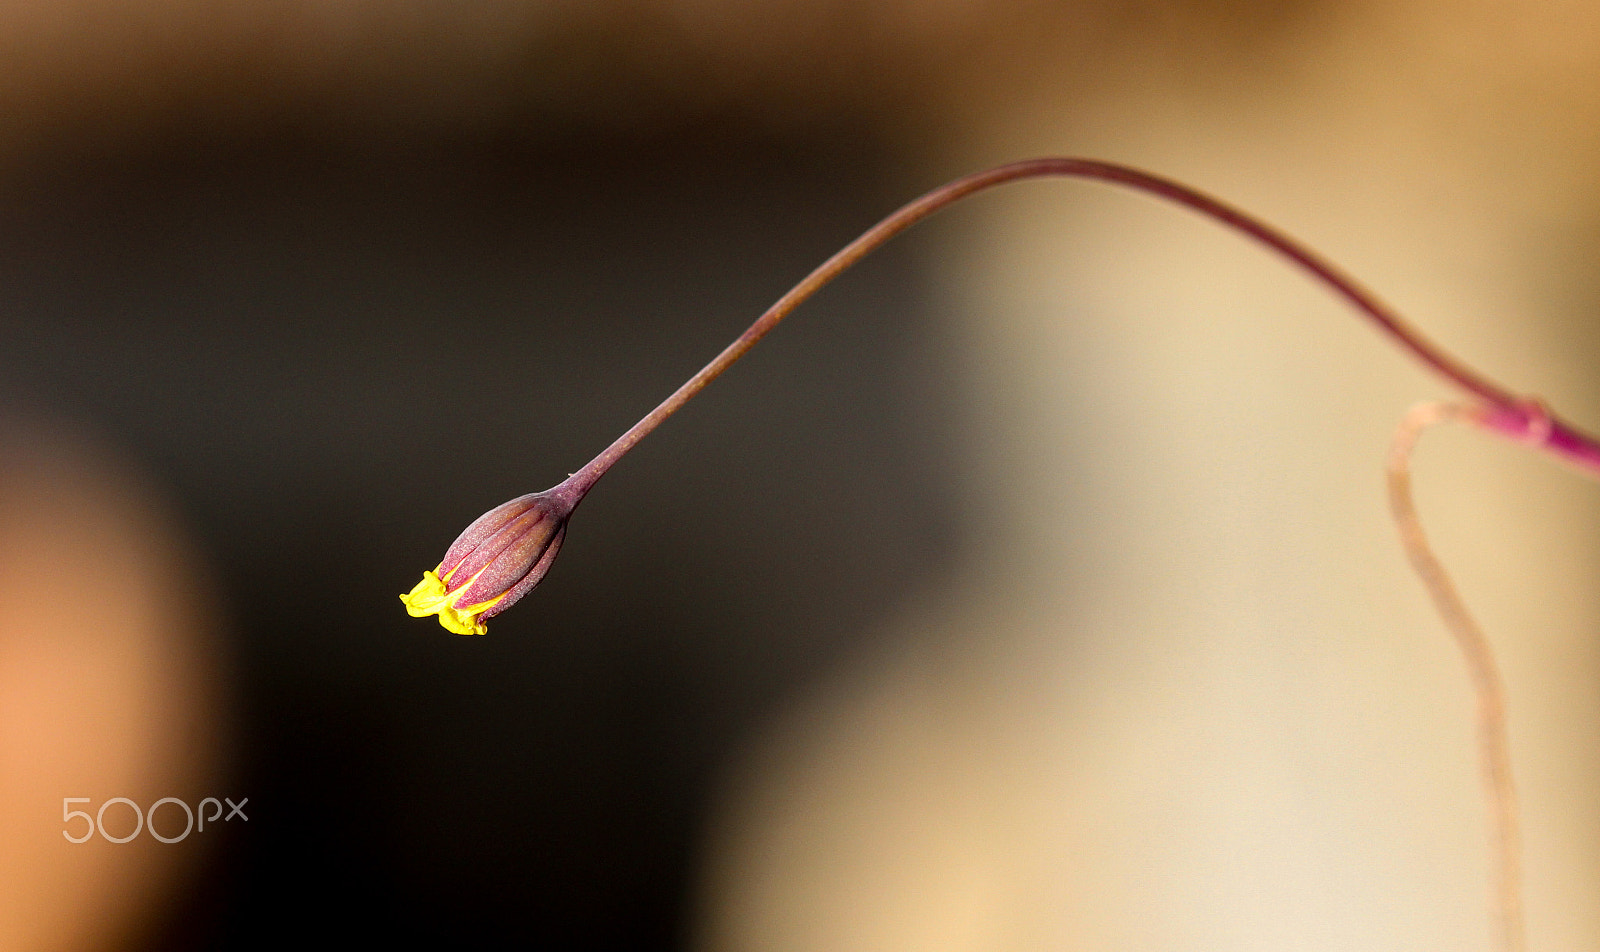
[698,6,1600,949]
[2,1,1598,950]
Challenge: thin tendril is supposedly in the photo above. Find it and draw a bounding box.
[1388,402,1525,952]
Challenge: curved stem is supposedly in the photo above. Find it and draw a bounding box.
[1388,402,1525,952]
[560,157,1600,499]
[537,158,1586,949]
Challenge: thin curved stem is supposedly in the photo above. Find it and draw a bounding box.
[558,157,1600,501]
[531,158,1583,950]
[1388,402,1525,952]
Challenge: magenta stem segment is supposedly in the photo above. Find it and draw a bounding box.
[555,157,1600,501]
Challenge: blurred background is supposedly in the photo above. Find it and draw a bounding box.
[0,1,1598,949]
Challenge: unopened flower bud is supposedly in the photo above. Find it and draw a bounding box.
[401,488,575,635]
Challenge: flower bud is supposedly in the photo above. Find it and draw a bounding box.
[400,489,574,635]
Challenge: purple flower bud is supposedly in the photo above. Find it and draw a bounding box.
[401,489,575,635]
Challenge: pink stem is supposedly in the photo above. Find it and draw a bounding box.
[558,157,1600,500]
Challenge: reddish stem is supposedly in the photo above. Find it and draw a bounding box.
[559,157,1600,498]
[538,158,1579,952]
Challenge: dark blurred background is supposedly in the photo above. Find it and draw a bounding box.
[0,79,960,952]
[0,3,999,946]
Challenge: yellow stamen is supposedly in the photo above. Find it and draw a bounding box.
[399,569,508,636]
